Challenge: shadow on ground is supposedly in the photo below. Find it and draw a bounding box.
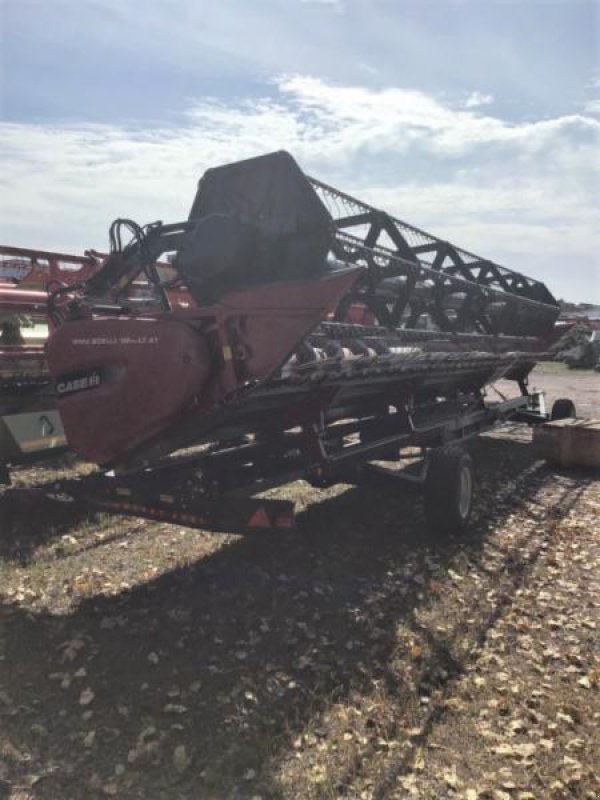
[0,454,95,561]
[0,435,592,799]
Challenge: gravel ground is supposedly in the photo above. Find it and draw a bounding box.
[0,363,598,800]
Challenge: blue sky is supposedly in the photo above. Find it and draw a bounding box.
[1,0,599,302]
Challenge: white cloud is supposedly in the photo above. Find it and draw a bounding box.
[1,76,599,301]
[465,91,494,108]
[583,99,600,115]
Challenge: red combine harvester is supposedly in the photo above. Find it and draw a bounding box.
[0,247,105,477]
[9,151,572,534]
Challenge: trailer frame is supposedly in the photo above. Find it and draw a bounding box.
[2,386,554,536]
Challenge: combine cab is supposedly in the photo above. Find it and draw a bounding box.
[12,152,565,533]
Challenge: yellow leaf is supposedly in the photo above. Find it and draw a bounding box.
[413,747,425,771]
[444,766,459,788]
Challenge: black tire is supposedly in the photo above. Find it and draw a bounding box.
[551,398,576,421]
[424,445,474,536]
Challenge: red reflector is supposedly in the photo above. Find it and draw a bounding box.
[247,506,271,528]
[276,514,294,528]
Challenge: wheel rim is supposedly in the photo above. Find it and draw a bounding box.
[458,465,472,519]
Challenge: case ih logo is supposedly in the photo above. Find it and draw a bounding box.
[56,370,101,396]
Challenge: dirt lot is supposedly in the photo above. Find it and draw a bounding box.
[1,363,599,800]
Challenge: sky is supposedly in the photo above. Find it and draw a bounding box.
[1,0,599,303]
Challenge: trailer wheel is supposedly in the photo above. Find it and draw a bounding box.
[424,446,474,536]
[551,398,576,421]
